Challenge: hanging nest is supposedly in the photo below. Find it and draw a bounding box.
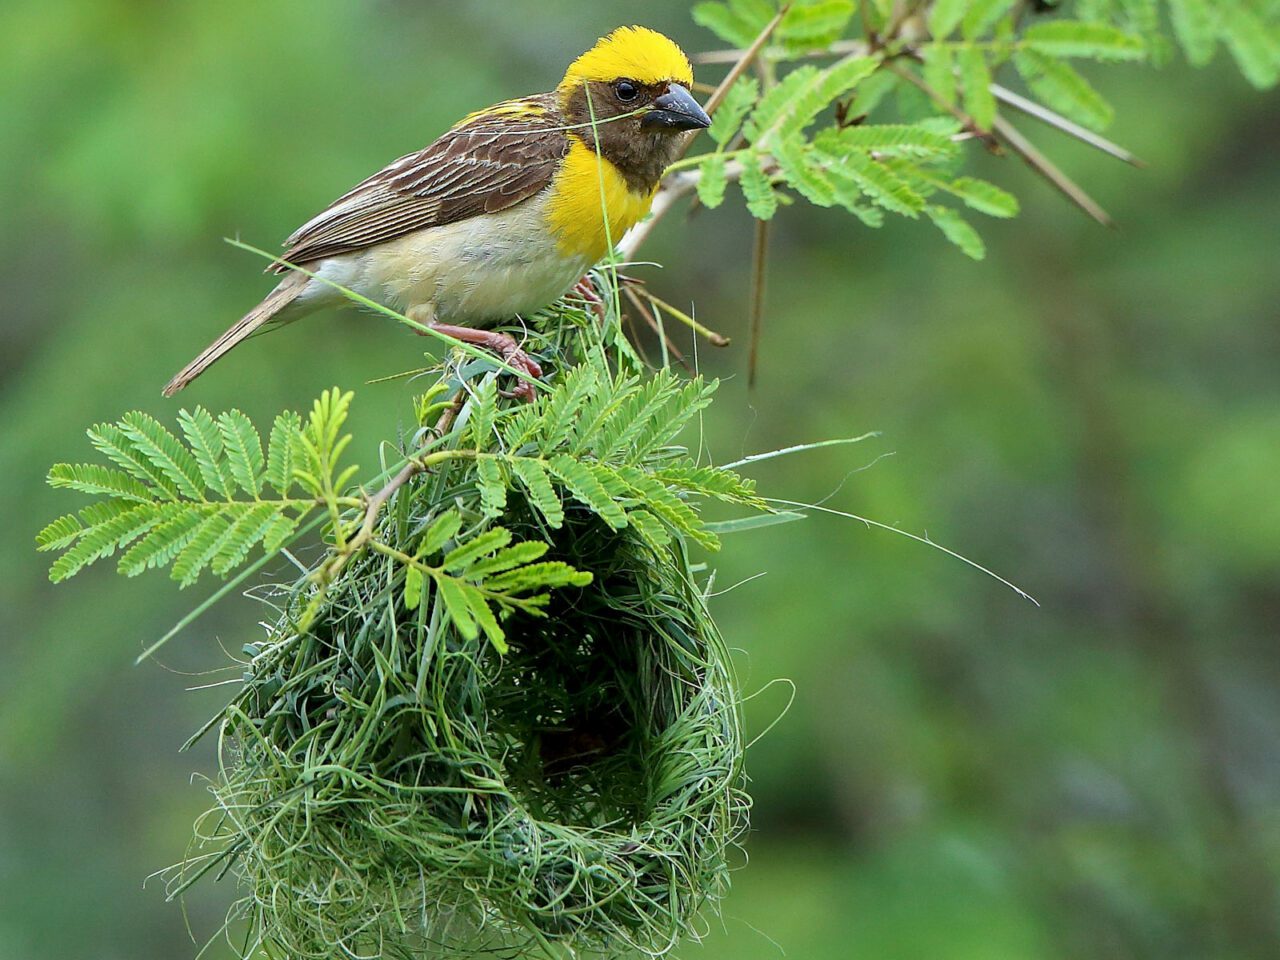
[181,366,751,959]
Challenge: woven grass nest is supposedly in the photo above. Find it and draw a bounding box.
[189,387,750,959]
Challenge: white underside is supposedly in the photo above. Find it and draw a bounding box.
[292,190,592,325]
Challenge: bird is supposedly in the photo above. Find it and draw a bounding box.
[162,26,710,400]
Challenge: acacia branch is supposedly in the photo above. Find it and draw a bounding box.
[632,285,730,346]
[888,57,1116,225]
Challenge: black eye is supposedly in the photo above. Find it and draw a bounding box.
[615,80,638,102]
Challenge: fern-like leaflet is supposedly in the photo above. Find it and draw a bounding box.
[40,371,773,651]
[396,509,592,654]
[38,390,357,586]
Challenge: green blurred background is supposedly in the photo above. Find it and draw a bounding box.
[2,2,1278,958]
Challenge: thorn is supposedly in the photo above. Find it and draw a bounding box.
[990,83,1146,168]
[992,115,1115,227]
[623,286,690,370]
[633,287,731,347]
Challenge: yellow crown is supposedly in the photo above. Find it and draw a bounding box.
[559,26,694,92]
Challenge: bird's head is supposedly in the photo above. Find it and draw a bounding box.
[557,27,710,189]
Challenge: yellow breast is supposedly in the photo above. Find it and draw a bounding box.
[545,138,656,262]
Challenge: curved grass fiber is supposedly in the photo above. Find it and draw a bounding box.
[181,440,748,958]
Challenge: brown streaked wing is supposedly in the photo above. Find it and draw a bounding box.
[276,96,569,269]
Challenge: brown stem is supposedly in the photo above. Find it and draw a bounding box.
[321,401,468,584]
[892,54,1113,225]
[620,290,657,367]
[430,390,467,440]
[701,3,792,119]
[860,0,880,51]
[747,218,770,388]
[341,459,424,569]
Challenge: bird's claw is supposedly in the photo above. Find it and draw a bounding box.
[571,277,608,324]
[497,344,543,402]
[419,320,542,403]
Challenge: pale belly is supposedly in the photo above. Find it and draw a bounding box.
[294,191,592,325]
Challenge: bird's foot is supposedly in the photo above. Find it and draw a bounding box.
[424,322,542,402]
[493,339,543,401]
[571,277,608,324]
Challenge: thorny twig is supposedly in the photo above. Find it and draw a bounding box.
[619,4,1133,364]
[703,3,791,117]
[695,38,870,65]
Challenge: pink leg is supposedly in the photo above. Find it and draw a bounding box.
[571,277,608,324]
[425,322,543,402]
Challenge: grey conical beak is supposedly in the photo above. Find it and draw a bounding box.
[642,83,712,132]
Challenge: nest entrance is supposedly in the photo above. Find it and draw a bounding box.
[490,610,647,826]
[487,513,665,828]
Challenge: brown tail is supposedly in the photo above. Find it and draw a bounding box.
[162,271,310,397]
